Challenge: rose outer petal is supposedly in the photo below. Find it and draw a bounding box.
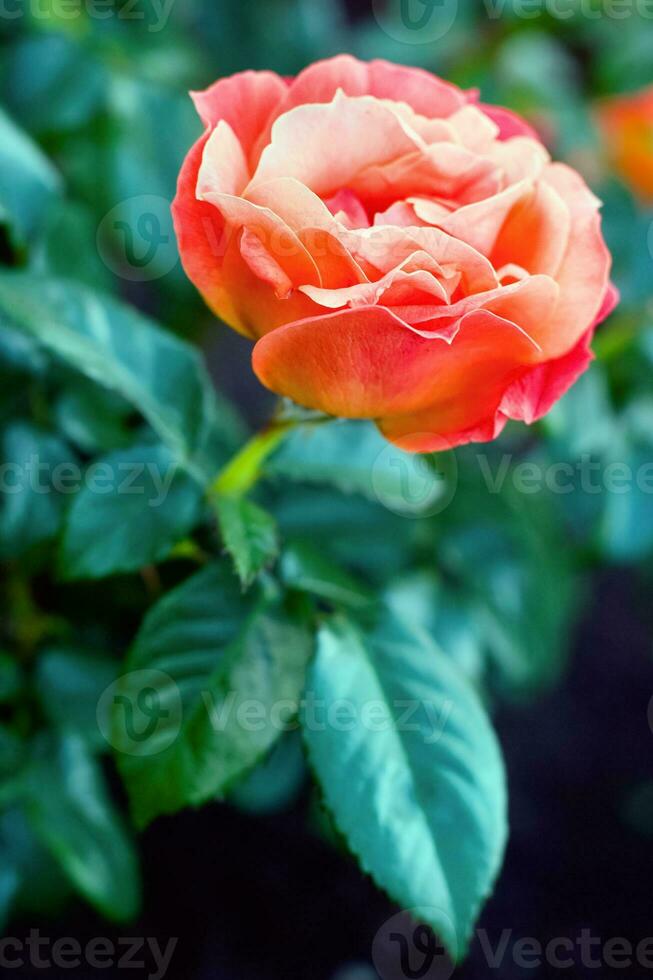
[252,305,541,440]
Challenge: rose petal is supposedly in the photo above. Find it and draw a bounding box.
[252,304,541,430]
[477,102,540,141]
[196,120,250,198]
[534,162,612,357]
[491,178,571,278]
[199,191,321,289]
[191,70,288,160]
[251,55,467,157]
[412,179,534,256]
[172,132,243,328]
[249,91,426,197]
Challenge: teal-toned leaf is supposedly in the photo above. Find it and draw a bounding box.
[384,572,485,685]
[0,807,71,928]
[115,562,313,826]
[303,611,507,957]
[268,420,452,517]
[103,76,199,289]
[53,378,134,455]
[0,107,61,253]
[438,457,578,696]
[215,495,279,587]
[0,727,25,781]
[24,734,140,922]
[59,442,202,580]
[0,273,245,482]
[280,540,374,610]
[0,422,74,560]
[272,484,415,581]
[599,400,653,562]
[228,733,306,815]
[34,199,114,291]
[4,34,106,135]
[0,653,22,704]
[35,648,116,748]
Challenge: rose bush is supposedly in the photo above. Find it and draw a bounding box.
[173,55,617,451]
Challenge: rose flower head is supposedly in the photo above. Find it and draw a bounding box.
[173,55,617,452]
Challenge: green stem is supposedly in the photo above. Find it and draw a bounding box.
[209,419,293,498]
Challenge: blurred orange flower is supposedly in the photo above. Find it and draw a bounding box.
[597,85,653,202]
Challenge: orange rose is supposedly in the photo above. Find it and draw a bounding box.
[597,85,653,202]
[173,55,616,451]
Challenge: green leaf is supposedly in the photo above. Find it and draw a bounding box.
[53,378,134,455]
[272,484,414,581]
[303,611,507,957]
[598,400,653,562]
[0,727,25,781]
[34,199,114,291]
[0,807,71,927]
[215,495,279,587]
[268,420,452,517]
[24,734,140,922]
[59,442,202,580]
[228,733,306,815]
[35,648,116,748]
[438,455,578,696]
[280,541,374,610]
[0,422,74,560]
[0,653,22,704]
[115,562,313,827]
[4,34,106,136]
[0,107,61,253]
[0,272,245,482]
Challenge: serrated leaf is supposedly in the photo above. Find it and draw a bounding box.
[115,562,313,827]
[215,495,279,587]
[0,107,61,253]
[0,807,71,927]
[53,379,133,455]
[0,422,74,561]
[0,273,244,482]
[24,735,140,922]
[303,611,507,957]
[59,442,202,580]
[267,419,447,516]
[280,541,374,610]
[35,648,116,748]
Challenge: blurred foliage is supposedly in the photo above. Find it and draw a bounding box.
[0,0,653,950]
